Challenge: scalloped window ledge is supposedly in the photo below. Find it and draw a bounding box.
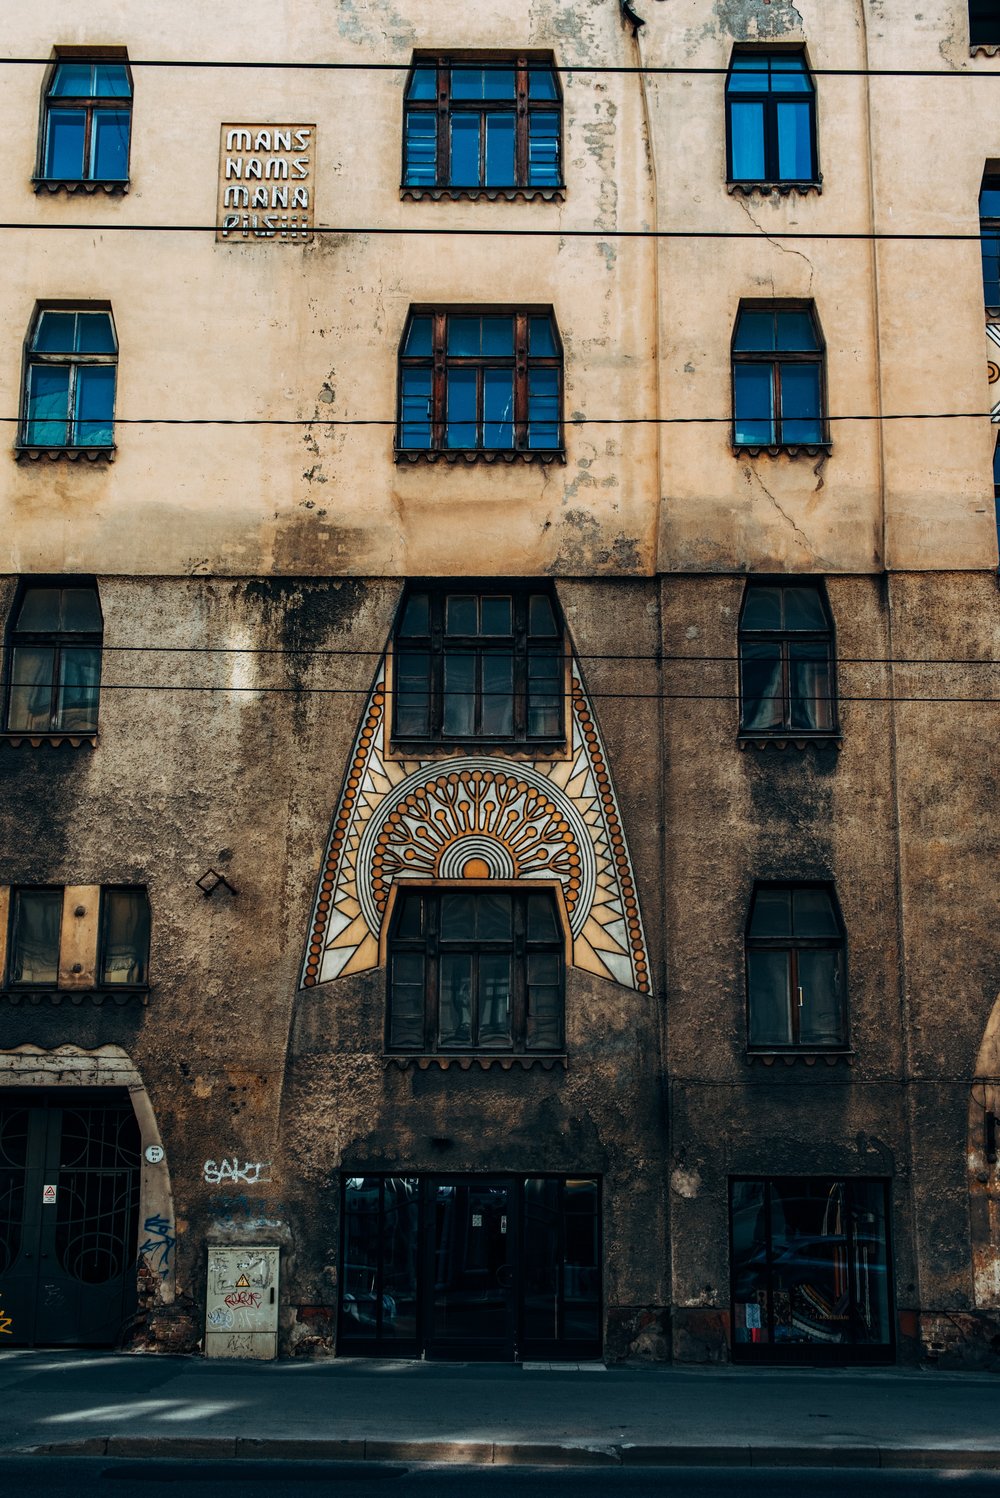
[0,731,97,749]
[384,1053,567,1072]
[748,1050,854,1067]
[33,178,129,196]
[734,442,831,460]
[15,445,115,464]
[970,44,1000,57]
[738,734,841,752]
[728,180,821,198]
[2,987,150,1007]
[401,186,565,203]
[395,448,565,466]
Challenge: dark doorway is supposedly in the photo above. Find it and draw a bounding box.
[0,1092,141,1346]
[340,1173,601,1361]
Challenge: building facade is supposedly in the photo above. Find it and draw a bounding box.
[1,0,999,1367]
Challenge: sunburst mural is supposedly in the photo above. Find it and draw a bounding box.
[302,656,649,995]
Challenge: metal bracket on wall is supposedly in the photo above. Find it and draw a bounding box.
[196,869,239,898]
[620,0,646,33]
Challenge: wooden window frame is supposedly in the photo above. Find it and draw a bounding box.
[391,583,565,748]
[35,53,133,190]
[731,300,829,455]
[725,49,818,188]
[3,580,104,735]
[401,53,563,198]
[6,887,64,990]
[738,580,837,741]
[17,305,118,459]
[97,886,151,990]
[386,887,564,1055]
[745,882,848,1053]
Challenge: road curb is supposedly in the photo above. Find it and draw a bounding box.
[12,1437,1000,1470]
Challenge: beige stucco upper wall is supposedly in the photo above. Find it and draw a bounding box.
[1,1,997,576]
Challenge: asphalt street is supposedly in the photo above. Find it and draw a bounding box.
[5,1462,1000,1498]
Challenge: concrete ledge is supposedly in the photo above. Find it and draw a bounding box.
[748,1447,881,1468]
[105,1436,238,1458]
[622,1445,748,1466]
[367,1440,495,1464]
[492,1443,621,1466]
[236,1438,365,1461]
[879,1450,1000,1470]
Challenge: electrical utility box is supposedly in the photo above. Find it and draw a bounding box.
[205,1245,280,1359]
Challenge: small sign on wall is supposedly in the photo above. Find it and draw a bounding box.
[217,124,315,243]
[42,1184,57,1205]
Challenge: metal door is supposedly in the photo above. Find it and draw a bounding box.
[0,1095,141,1346]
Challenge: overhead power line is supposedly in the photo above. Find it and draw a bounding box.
[24,683,1000,704]
[2,58,1000,78]
[74,646,1000,667]
[0,223,994,241]
[2,411,999,426]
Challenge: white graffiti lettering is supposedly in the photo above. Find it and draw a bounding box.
[203,1157,272,1186]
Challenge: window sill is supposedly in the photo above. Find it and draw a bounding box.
[400,185,565,203]
[32,178,129,196]
[2,987,150,1007]
[747,1049,854,1067]
[738,733,841,752]
[390,737,567,758]
[384,1053,567,1072]
[395,447,565,466]
[727,180,821,197]
[15,445,115,464]
[970,44,1000,57]
[733,441,831,460]
[0,731,97,749]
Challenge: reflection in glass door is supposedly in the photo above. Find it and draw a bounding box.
[429,1178,514,1358]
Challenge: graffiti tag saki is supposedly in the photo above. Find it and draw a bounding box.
[203,1157,271,1186]
[0,1305,11,1335]
[138,1213,176,1273]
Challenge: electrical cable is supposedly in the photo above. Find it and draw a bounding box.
[2,411,999,426]
[0,222,995,240]
[4,58,1000,78]
[15,684,1000,703]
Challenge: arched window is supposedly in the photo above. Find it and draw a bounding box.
[738,580,836,738]
[20,307,118,455]
[746,884,847,1051]
[732,302,827,452]
[725,51,817,187]
[4,581,103,734]
[38,56,132,187]
[387,887,564,1054]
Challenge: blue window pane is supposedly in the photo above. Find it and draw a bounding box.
[528,368,560,449]
[45,109,86,178]
[33,311,77,353]
[484,369,514,448]
[451,68,485,100]
[26,365,70,446]
[480,597,512,635]
[741,586,783,631]
[404,112,437,185]
[400,369,432,447]
[483,67,515,100]
[75,365,116,446]
[733,310,776,352]
[981,187,1000,217]
[76,312,116,353]
[779,364,822,445]
[50,63,93,97]
[92,109,130,179]
[94,63,131,98]
[770,55,812,93]
[982,234,1000,305]
[482,317,513,356]
[775,310,818,351]
[529,316,557,356]
[446,595,478,635]
[730,101,766,180]
[528,68,559,101]
[728,56,770,92]
[450,114,481,184]
[407,65,436,101]
[403,315,433,357]
[446,368,478,448]
[734,364,775,446]
[528,114,560,186]
[448,317,481,355]
[485,112,515,186]
[776,101,813,180]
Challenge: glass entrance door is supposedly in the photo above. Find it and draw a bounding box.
[427,1178,515,1359]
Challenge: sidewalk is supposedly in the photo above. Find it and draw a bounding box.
[1,1352,999,1470]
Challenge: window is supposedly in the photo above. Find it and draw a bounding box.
[980,175,1000,309]
[38,57,132,188]
[4,582,103,735]
[403,56,562,196]
[387,888,564,1053]
[732,303,827,451]
[393,586,563,744]
[20,308,118,455]
[726,51,817,187]
[745,884,847,1051]
[7,888,63,987]
[98,888,151,987]
[739,581,836,737]
[970,3,1000,46]
[397,310,562,460]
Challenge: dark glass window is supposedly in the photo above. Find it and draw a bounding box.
[394,586,562,744]
[387,887,564,1054]
[746,884,847,1051]
[730,1179,893,1363]
[970,3,1000,45]
[403,56,561,192]
[98,888,151,987]
[7,888,63,987]
[726,52,817,185]
[739,581,835,736]
[21,309,118,451]
[5,582,103,734]
[398,310,562,457]
[40,59,132,184]
[732,303,826,449]
[980,176,1000,309]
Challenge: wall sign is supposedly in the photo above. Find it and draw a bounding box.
[217,124,315,243]
[144,1144,165,1164]
[42,1184,57,1205]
